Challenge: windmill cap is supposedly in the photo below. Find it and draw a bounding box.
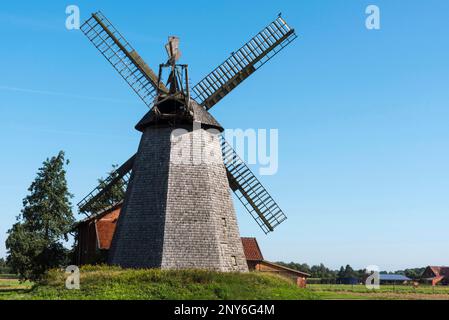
[135,99,223,132]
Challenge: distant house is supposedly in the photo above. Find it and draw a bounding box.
[337,277,359,285]
[241,237,310,287]
[73,206,310,287]
[379,274,411,284]
[421,266,449,285]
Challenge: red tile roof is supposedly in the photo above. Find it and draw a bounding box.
[241,237,264,261]
[95,207,120,250]
[429,266,449,277]
[74,201,123,228]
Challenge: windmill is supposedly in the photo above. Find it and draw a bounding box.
[78,12,297,271]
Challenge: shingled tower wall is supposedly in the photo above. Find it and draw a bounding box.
[108,116,248,272]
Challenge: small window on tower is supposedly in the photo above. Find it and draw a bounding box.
[231,256,237,266]
[222,218,227,227]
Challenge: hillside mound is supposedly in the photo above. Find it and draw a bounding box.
[29,265,318,300]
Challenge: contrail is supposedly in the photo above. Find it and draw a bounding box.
[0,85,140,105]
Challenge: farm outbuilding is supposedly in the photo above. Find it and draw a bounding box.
[73,206,309,286]
[240,237,310,287]
[73,202,121,265]
[421,266,449,285]
[379,274,411,284]
[337,277,359,285]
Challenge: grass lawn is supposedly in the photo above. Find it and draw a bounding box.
[2,269,449,300]
[0,266,319,300]
[0,274,34,300]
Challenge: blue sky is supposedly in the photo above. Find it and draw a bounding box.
[1,1,448,271]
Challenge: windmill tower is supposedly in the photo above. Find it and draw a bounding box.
[78,12,297,271]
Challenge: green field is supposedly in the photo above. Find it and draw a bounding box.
[308,284,449,300]
[0,275,34,300]
[2,269,449,300]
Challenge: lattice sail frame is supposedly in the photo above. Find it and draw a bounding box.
[221,138,287,234]
[81,12,167,109]
[77,155,134,215]
[191,15,297,110]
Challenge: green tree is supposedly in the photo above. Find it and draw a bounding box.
[403,268,425,279]
[0,257,11,274]
[336,265,358,279]
[337,266,345,278]
[344,264,356,278]
[275,262,312,275]
[310,263,336,279]
[356,268,367,280]
[5,151,74,281]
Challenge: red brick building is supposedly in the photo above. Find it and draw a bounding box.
[74,206,310,286]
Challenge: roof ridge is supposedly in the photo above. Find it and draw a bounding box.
[261,260,311,277]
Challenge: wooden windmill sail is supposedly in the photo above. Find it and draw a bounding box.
[78,12,297,270]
